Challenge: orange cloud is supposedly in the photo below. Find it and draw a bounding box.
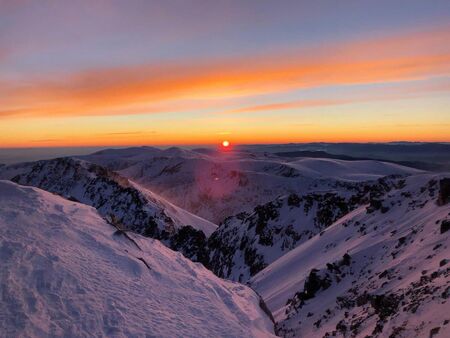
[1,26,450,119]
[224,79,450,114]
[226,99,351,114]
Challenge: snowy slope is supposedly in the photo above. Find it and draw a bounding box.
[2,157,217,261]
[79,147,420,223]
[130,180,217,237]
[81,147,312,224]
[4,157,216,235]
[250,173,450,337]
[0,180,275,337]
[0,161,39,180]
[206,176,406,282]
[287,158,421,181]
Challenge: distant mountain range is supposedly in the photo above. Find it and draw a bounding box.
[274,150,450,171]
[1,142,449,168]
[242,142,450,171]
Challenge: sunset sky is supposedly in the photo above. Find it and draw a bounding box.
[1,0,450,147]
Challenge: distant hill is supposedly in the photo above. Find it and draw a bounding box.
[243,142,450,163]
[274,150,450,171]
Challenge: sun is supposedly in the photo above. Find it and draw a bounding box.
[222,140,230,147]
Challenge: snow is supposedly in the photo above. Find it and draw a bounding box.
[0,161,36,180]
[129,180,217,237]
[250,173,450,337]
[77,147,419,223]
[0,180,275,337]
[1,146,445,337]
[287,157,422,181]
[207,186,363,282]
[1,157,217,238]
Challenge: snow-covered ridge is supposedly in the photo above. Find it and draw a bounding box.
[79,146,420,223]
[250,174,450,337]
[5,157,217,260]
[286,157,421,181]
[205,175,406,282]
[9,157,216,234]
[0,180,276,337]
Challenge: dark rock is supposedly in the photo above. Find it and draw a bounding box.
[370,294,399,320]
[379,270,389,279]
[302,269,332,300]
[370,202,389,213]
[440,220,450,234]
[167,225,208,262]
[287,193,301,207]
[341,253,351,266]
[336,320,347,333]
[258,296,275,323]
[429,327,440,338]
[437,178,450,205]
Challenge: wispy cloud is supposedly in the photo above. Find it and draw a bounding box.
[98,131,157,136]
[222,78,450,114]
[225,99,351,114]
[1,26,449,119]
[29,138,62,143]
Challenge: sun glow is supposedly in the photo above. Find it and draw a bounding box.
[222,140,230,147]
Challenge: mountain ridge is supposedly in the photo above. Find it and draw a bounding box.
[0,180,276,337]
[250,173,450,337]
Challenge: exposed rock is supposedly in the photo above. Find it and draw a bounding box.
[437,178,450,205]
[440,220,450,234]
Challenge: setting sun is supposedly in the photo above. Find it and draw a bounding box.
[222,140,230,147]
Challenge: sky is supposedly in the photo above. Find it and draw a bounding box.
[1,0,450,147]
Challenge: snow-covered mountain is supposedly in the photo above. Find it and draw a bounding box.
[0,148,425,279]
[79,147,420,223]
[0,180,276,337]
[206,176,407,282]
[249,174,450,337]
[1,157,216,260]
[1,146,446,337]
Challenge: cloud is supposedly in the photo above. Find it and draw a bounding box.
[98,131,157,136]
[1,26,449,119]
[226,99,351,114]
[29,138,62,143]
[222,78,450,114]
